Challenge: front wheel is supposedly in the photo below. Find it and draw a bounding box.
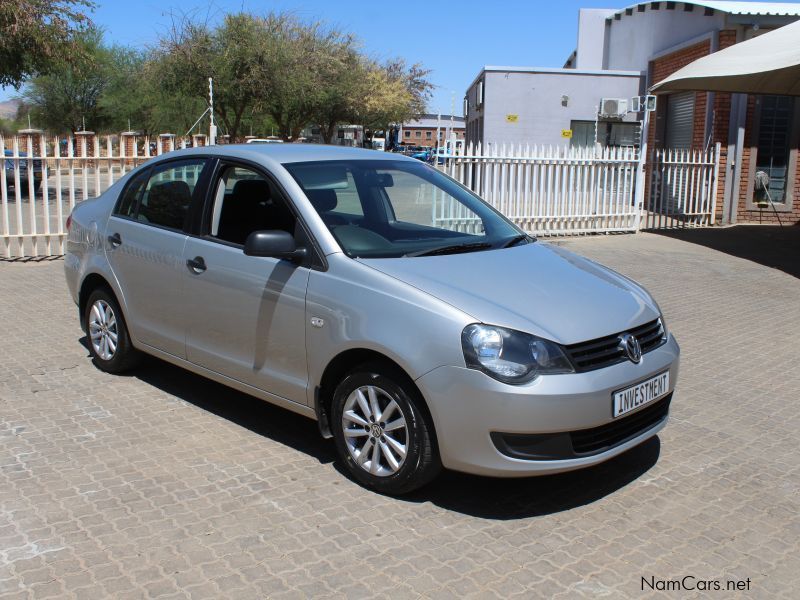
[84,288,141,373]
[331,364,441,495]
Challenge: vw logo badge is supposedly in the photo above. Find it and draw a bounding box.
[620,333,642,363]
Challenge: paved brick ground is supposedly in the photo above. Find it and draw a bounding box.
[1,232,798,599]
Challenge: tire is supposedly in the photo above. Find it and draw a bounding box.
[331,363,441,495]
[84,287,141,373]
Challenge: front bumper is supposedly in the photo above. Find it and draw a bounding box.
[415,334,680,477]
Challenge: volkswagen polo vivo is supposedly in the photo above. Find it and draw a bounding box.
[64,144,679,495]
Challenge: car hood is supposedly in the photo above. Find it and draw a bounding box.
[358,242,659,345]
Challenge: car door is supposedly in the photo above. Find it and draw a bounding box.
[182,161,311,405]
[105,158,209,358]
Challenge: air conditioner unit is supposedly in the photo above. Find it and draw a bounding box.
[599,98,629,119]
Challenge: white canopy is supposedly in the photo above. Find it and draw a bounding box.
[651,20,800,96]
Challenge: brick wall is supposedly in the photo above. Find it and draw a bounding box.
[402,127,465,148]
[649,29,800,226]
[649,39,712,149]
[736,96,800,224]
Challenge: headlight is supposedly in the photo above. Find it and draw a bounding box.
[659,316,669,341]
[461,324,574,384]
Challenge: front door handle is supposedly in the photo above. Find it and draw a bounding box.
[186,256,207,273]
[107,232,122,247]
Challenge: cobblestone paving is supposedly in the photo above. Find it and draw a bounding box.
[1,232,798,599]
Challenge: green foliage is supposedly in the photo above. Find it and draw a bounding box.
[18,9,433,139]
[23,28,110,132]
[0,0,95,88]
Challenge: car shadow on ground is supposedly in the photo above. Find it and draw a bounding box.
[80,337,662,519]
[651,224,800,279]
[398,437,660,519]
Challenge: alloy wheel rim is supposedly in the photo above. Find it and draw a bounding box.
[342,385,408,477]
[89,299,118,361]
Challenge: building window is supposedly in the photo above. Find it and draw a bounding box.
[570,121,596,147]
[477,81,484,107]
[404,131,410,138]
[415,131,421,138]
[755,95,794,204]
[425,131,432,139]
[606,122,640,147]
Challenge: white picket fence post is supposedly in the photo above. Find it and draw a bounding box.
[1,134,722,258]
[643,143,720,229]
[0,133,197,258]
[434,143,644,236]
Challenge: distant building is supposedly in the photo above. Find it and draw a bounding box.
[399,114,465,147]
[465,1,800,224]
[304,125,365,147]
[465,66,642,148]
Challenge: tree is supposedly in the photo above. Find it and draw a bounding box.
[152,12,286,141]
[314,45,366,144]
[0,0,95,88]
[23,28,110,132]
[355,60,434,133]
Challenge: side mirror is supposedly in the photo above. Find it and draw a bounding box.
[244,230,308,263]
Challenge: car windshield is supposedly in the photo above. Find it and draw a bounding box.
[283,159,525,258]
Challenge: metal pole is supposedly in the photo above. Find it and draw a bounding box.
[209,77,217,145]
[633,104,650,231]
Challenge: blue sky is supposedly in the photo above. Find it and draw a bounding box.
[4,0,799,113]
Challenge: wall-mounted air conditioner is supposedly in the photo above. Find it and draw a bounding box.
[599,98,629,119]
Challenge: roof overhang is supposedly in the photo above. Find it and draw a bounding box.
[651,20,800,95]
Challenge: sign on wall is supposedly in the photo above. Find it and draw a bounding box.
[505,114,519,123]
[561,129,573,138]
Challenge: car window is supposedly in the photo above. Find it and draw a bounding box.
[380,169,484,235]
[209,165,297,246]
[136,160,205,230]
[284,160,520,258]
[115,169,149,218]
[290,165,364,221]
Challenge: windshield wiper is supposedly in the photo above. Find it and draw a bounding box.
[502,234,534,248]
[405,242,493,257]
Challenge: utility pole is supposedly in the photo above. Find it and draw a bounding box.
[209,77,217,145]
[633,97,654,231]
[445,91,455,153]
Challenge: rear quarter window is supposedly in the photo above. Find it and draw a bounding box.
[114,169,149,218]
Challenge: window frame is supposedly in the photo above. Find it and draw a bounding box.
[111,156,212,233]
[196,157,328,270]
[745,96,800,212]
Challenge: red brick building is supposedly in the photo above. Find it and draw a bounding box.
[468,2,800,225]
[399,114,466,148]
[649,24,800,224]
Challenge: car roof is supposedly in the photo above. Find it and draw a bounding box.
[159,143,415,164]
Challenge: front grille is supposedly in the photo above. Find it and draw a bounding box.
[570,394,671,455]
[491,393,671,460]
[564,318,665,372]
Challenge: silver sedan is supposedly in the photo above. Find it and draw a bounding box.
[64,144,679,495]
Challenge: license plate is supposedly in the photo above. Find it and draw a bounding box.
[613,371,670,418]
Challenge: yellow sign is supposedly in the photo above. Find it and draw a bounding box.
[505,114,519,123]
[561,129,573,138]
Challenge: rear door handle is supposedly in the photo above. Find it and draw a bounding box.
[107,232,122,247]
[186,256,207,273]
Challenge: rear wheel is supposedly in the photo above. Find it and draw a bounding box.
[331,363,440,495]
[84,288,140,373]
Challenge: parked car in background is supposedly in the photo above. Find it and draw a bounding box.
[246,138,285,144]
[3,149,43,193]
[64,144,679,495]
[410,148,432,162]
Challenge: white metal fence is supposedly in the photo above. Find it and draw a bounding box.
[0,133,722,258]
[1,133,199,258]
[643,144,721,229]
[435,143,641,235]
